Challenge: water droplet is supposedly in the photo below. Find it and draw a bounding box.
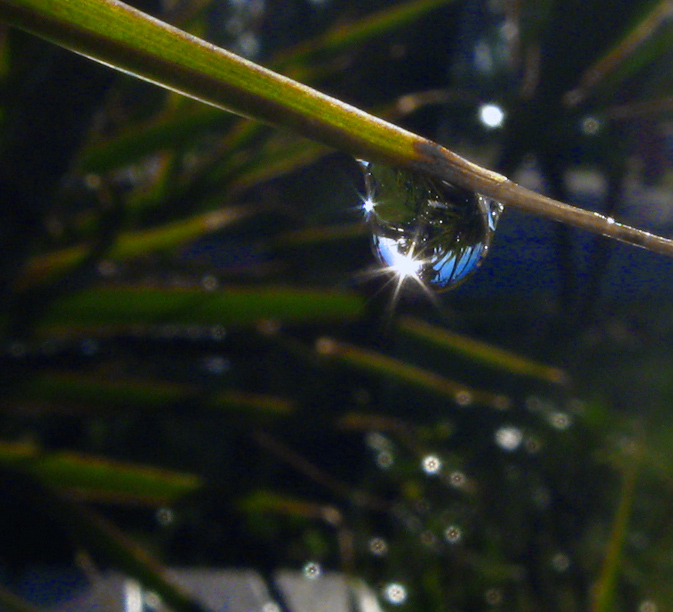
[383,583,407,605]
[444,525,462,544]
[376,451,394,469]
[202,355,230,375]
[302,561,321,579]
[143,591,162,610]
[361,161,502,290]
[549,411,572,430]
[202,275,219,291]
[484,588,503,606]
[447,470,466,488]
[551,552,570,572]
[421,454,442,475]
[478,103,505,129]
[494,425,523,451]
[368,537,388,556]
[155,507,175,527]
[639,601,658,612]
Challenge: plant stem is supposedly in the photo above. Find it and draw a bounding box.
[1,0,673,255]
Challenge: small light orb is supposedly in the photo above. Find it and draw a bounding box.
[302,561,321,580]
[422,455,442,475]
[444,525,462,544]
[478,103,505,129]
[494,425,523,452]
[155,507,175,527]
[549,411,572,430]
[368,537,388,556]
[639,601,658,612]
[455,390,473,406]
[484,588,503,606]
[581,115,601,135]
[376,451,394,469]
[551,552,571,572]
[384,583,407,605]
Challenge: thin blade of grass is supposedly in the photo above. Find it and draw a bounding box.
[2,0,673,254]
[8,372,295,418]
[314,336,509,409]
[590,442,641,612]
[19,207,252,289]
[36,286,365,329]
[398,316,569,385]
[0,440,202,504]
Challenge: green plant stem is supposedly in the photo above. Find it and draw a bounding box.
[1,0,673,255]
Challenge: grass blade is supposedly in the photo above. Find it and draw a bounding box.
[398,316,569,385]
[314,336,509,409]
[2,0,673,254]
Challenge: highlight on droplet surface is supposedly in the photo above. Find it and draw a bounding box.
[360,161,503,291]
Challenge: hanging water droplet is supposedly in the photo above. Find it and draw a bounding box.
[360,161,503,290]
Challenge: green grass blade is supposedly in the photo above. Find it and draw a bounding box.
[398,316,569,385]
[0,440,202,504]
[314,336,509,409]
[10,372,295,418]
[590,444,641,612]
[36,286,365,329]
[3,0,673,255]
[20,207,252,288]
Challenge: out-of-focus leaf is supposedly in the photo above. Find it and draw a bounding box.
[36,286,365,329]
[80,106,228,173]
[274,0,453,73]
[8,372,295,417]
[238,490,339,522]
[565,0,673,106]
[590,443,641,612]
[314,336,509,409]
[273,223,367,249]
[20,207,252,289]
[79,0,452,173]
[398,316,569,384]
[0,440,202,504]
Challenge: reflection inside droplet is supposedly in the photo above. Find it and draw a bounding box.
[360,161,503,291]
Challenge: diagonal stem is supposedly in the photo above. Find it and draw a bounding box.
[1,0,673,256]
